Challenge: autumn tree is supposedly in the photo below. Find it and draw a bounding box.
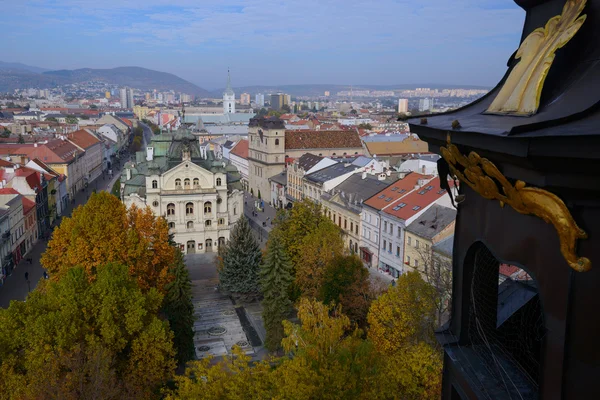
[320,255,372,328]
[414,244,453,326]
[260,235,293,350]
[41,191,175,292]
[218,216,262,297]
[367,271,442,399]
[162,249,195,365]
[0,264,175,400]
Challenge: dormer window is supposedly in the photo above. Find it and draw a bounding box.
[175,179,181,188]
[216,178,222,186]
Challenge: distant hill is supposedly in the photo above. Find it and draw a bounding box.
[43,67,211,97]
[0,61,49,74]
[211,83,491,98]
[0,63,211,97]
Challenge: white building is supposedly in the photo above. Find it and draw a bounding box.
[229,139,249,191]
[399,155,440,176]
[398,99,409,113]
[121,129,244,254]
[255,93,265,107]
[223,70,236,114]
[120,88,127,109]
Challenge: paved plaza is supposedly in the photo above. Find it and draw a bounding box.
[185,253,266,361]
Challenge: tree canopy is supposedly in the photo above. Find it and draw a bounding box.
[0,264,175,400]
[41,192,175,292]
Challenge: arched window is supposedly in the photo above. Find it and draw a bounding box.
[187,221,193,229]
[275,138,279,145]
[168,222,175,229]
[332,153,336,156]
[186,202,194,215]
[175,179,181,188]
[193,178,199,187]
[167,203,175,216]
[216,178,222,186]
[152,180,157,189]
[152,201,159,207]
[218,218,224,225]
[205,220,212,227]
[184,178,190,188]
[204,201,212,214]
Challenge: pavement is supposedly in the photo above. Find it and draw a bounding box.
[0,163,126,309]
[243,192,279,248]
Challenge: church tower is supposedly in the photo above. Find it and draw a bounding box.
[223,69,235,114]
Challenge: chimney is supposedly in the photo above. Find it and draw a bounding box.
[362,171,367,179]
[146,147,154,161]
[386,170,391,176]
[34,143,38,147]
[378,173,386,181]
[398,172,406,179]
[126,168,131,181]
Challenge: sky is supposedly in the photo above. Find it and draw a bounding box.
[2,0,525,90]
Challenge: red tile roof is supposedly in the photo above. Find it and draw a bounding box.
[22,196,35,215]
[0,139,82,164]
[364,173,432,210]
[230,139,249,159]
[0,159,14,168]
[0,188,19,195]
[382,177,453,221]
[285,130,362,150]
[66,129,101,150]
[121,118,133,127]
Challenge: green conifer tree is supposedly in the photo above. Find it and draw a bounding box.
[260,235,293,351]
[162,249,195,365]
[219,217,262,296]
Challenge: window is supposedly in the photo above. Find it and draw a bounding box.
[167,203,175,216]
[415,240,420,249]
[412,206,421,211]
[389,224,393,234]
[152,180,157,189]
[186,202,194,215]
[205,220,212,227]
[234,207,237,215]
[383,240,387,249]
[414,259,419,267]
[187,221,193,229]
[407,236,412,245]
[396,246,400,257]
[152,201,159,207]
[175,179,181,188]
[344,219,347,229]
[338,216,341,227]
[275,138,279,145]
[193,178,199,187]
[389,242,392,252]
[384,221,387,231]
[362,228,366,237]
[216,178,222,186]
[355,225,358,235]
[407,256,411,265]
[168,222,175,229]
[350,222,353,232]
[184,178,190,188]
[218,218,224,225]
[426,244,430,251]
[375,217,379,227]
[204,201,212,214]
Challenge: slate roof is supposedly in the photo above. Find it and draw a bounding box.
[433,235,454,258]
[285,130,362,150]
[405,204,456,239]
[305,162,358,184]
[269,171,287,186]
[323,173,396,210]
[297,153,323,171]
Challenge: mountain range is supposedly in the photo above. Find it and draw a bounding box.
[0,62,211,97]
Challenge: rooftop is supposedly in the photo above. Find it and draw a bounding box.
[305,162,358,184]
[364,172,432,210]
[433,234,454,258]
[230,139,249,159]
[383,177,452,221]
[296,153,323,171]
[285,130,362,150]
[364,136,429,156]
[405,204,456,239]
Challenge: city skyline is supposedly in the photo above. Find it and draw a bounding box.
[2,0,525,89]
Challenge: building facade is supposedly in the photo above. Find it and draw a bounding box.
[248,118,286,200]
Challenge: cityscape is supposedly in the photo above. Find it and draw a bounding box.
[0,0,598,399]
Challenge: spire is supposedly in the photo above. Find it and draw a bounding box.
[224,68,234,96]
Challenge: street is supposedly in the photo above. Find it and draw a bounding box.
[0,165,125,308]
[243,192,278,248]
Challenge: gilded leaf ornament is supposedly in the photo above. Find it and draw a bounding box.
[440,135,590,272]
[487,0,587,116]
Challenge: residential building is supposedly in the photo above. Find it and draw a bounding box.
[255,93,265,107]
[97,114,130,135]
[0,190,25,268]
[127,88,135,109]
[229,139,249,191]
[418,98,434,112]
[25,158,68,221]
[223,70,236,114]
[360,172,428,270]
[21,196,37,255]
[271,93,286,111]
[398,98,409,113]
[97,124,125,152]
[66,129,104,184]
[0,209,9,284]
[286,153,336,202]
[121,129,244,254]
[240,93,251,105]
[399,154,440,175]
[379,177,454,278]
[404,204,456,277]
[119,88,127,109]
[321,171,396,255]
[268,171,287,209]
[221,140,235,160]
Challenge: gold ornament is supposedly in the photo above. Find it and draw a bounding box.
[487,0,587,116]
[441,134,590,272]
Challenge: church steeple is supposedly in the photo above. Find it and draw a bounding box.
[223,68,235,114]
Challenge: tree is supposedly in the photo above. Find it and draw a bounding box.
[89,104,98,109]
[218,217,262,297]
[17,133,25,144]
[256,107,268,117]
[294,221,344,298]
[131,136,142,152]
[281,104,291,113]
[45,116,58,122]
[0,264,175,400]
[41,192,175,293]
[66,115,78,124]
[162,249,195,365]
[320,255,372,328]
[267,110,281,118]
[350,109,358,115]
[358,123,373,130]
[413,245,453,326]
[257,190,261,200]
[367,271,442,399]
[260,235,294,351]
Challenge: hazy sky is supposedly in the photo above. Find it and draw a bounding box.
[2,0,525,90]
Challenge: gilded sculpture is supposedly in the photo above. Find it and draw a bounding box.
[487,0,587,116]
[441,134,590,272]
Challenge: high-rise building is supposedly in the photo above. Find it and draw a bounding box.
[284,94,291,108]
[255,93,265,107]
[126,88,134,109]
[398,98,409,113]
[119,88,127,108]
[418,98,434,112]
[105,91,111,99]
[271,93,285,111]
[240,93,251,105]
[223,69,236,114]
[324,91,330,97]
[180,93,192,103]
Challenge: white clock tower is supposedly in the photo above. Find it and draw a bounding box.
[223,69,235,114]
